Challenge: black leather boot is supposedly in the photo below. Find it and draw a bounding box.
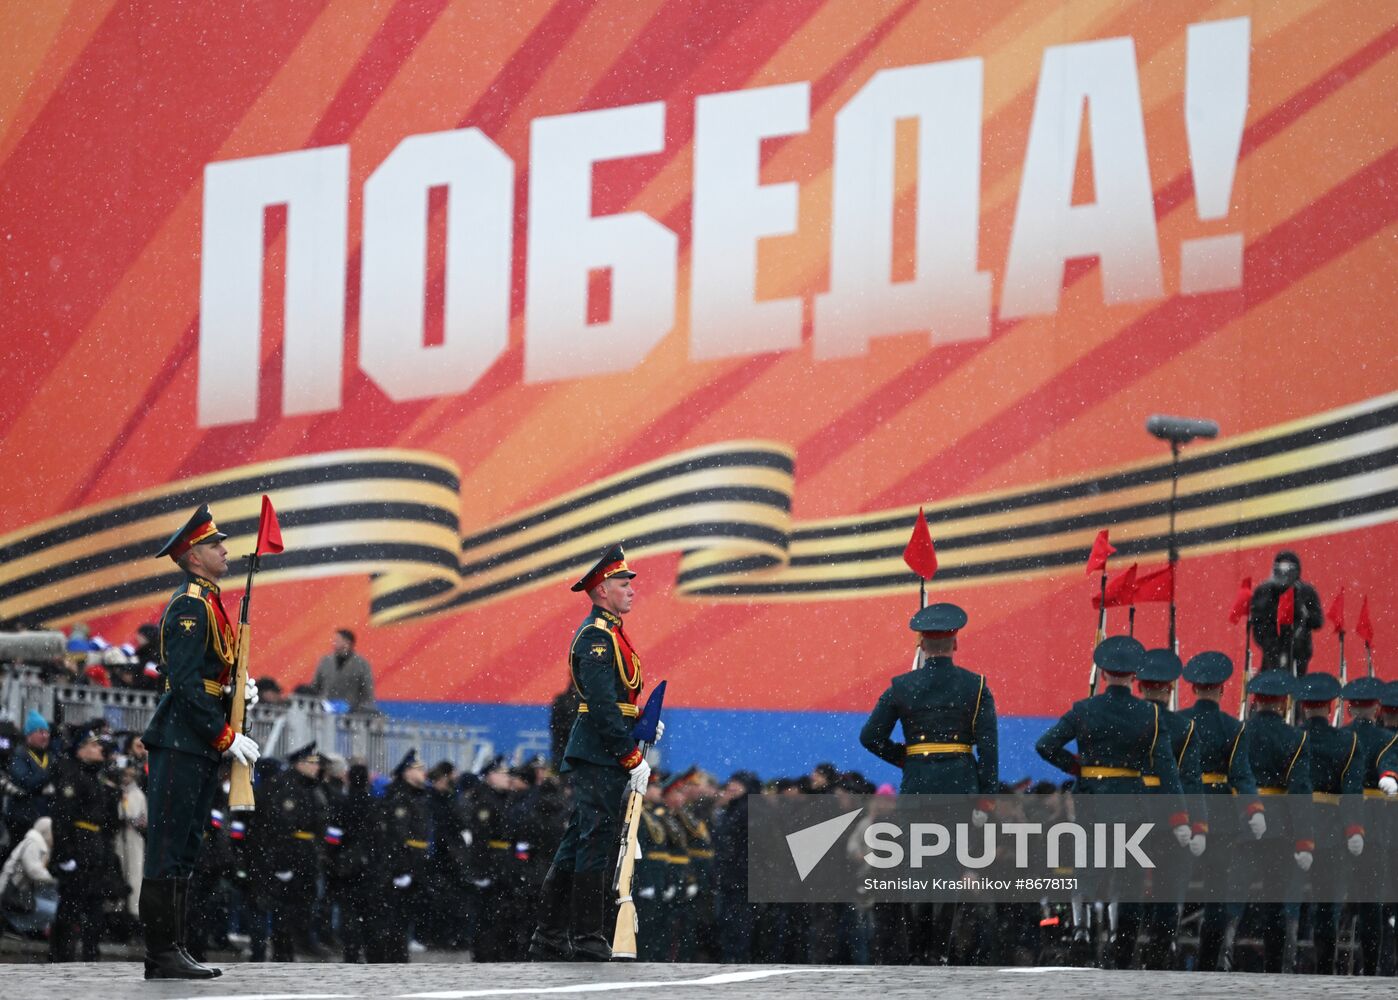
[528,865,575,961]
[568,871,612,961]
[175,878,222,977]
[142,879,216,980]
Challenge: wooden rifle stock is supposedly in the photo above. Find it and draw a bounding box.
[610,784,644,960]
[228,621,255,811]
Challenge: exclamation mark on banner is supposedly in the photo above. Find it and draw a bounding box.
[1180,17,1250,295]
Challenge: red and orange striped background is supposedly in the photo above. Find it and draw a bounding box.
[2,1,1395,718]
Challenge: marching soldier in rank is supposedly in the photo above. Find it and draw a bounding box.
[1177,651,1267,971]
[1341,676,1396,975]
[260,742,328,961]
[1226,669,1313,973]
[1375,683,1398,974]
[1295,673,1364,974]
[142,505,260,979]
[47,723,120,963]
[1135,649,1205,970]
[861,602,998,966]
[1036,636,1192,970]
[529,545,660,962]
[369,749,432,963]
[634,774,673,962]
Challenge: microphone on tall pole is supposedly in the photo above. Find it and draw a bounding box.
[1146,415,1219,651]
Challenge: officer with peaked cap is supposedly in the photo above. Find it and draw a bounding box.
[47,721,118,962]
[1224,669,1313,972]
[531,544,664,962]
[860,602,997,966]
[259,741,328,961]
[1294,673,1364,973]
[1036,635,1192,969]
[1342,676,1397,973]
[141,504,260,980]
[368,748,431,962]
[1179,650,1267,970]
[1135,649,1205,970]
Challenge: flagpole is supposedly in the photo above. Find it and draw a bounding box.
[1365,641,1373,678]
[1090,572,1107,697]
[1333,628,1347,726]
[1239,618,1252,720]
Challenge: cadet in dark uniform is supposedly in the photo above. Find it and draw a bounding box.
[634,775,672,962]
[1295,673,1364,974]
[1178,651,1267,970]
[1373,684,1398,974]
[369,749,432,963]
[1135,650,1204,970]
[1343,676,1397,974]
[48,724,120,962]
[1227,669,1314,973]
[142,505,260,980]
[260,742,328,961]
[1036,636,1192,969]
[529,545,657,962]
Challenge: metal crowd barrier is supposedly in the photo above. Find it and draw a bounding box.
[0,668,529,775]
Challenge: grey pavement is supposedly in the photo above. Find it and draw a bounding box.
[0,964,1395,999]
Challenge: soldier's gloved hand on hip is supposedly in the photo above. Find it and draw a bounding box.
[1188,834,1206,857]
[244,676,259,708]
[56,859,77,873]
[392,874,412,889]
[273,870,293,882]
[653,720,665,744]
[227,732,260,767]
[1347,834,1364,856]
[1380,774,1398,796]
[1293,850,1313,872]
[971,809,988,828]
[627,758,651,794]
[1172,824,1191,848]
[1248,812,1267,838]
[637,886,656,900]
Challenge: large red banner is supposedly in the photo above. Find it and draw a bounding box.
[1,2,1395,718]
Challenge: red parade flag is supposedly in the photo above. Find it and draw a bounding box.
[902,508,938,581]
[1085,529,1116,575]
[1355,595,1374,646]
[1326,587,1345,634]
[1277,588,1295,628]
[1228,576,1253,625]
[255,495,284,556]
[1092,563,1138,609]
[1132,564,1174,604]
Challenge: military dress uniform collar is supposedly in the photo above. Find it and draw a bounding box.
[1192,698,1220,711]
[1103,685,1134,698]
[185,571,221,594]
[591,605,622,627]
[923,655,954,669]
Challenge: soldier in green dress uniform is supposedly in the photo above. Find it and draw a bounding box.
[1343,676,1398,974]
[1295,673,1364,974]
[529,545,661,962]
[141,505,260,980]
[1178,650,1267,971]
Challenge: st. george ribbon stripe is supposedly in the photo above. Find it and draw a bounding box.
[1,394,1395,627]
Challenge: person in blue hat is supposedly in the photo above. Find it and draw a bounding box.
[1134,649,1206,970]
[1178,650,1267,971]
[1224,668,1314,973]
[1341,675,1396,974]
[3,709,53,846]
[1036,635,1192,969]
[531,544,662,963]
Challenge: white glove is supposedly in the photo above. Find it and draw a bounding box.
[471,878,492,890]
[57,859,77,872]
[1172,824,1191,848]
[392,874,412,889]
[1294,850,1313,872]
[627,757,651,794]
[971,809,988,828]
[227,732,260,767]
[685,883,698,899]
[1348,834,1364,857]
[274,870,293,882]
[653,720,665,744]
[244,676,259,708]
[1248,811,1267,839]
[637,886,656,900]
[1380,775,1398,796]
[1188,834,1206,857]
[662,886,677,902]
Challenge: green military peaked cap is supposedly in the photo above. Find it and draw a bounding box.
[908,603,968,634]
[1137,649,1183,683]
[1297,672,1342,703]
[1248,669,1296,698]
[1093,635,1145,675]
[1183,651,1233,686]
[1341,676,1385,702]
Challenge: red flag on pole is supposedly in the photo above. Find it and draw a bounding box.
[1277,588,1295,628]
[255,495,284,556]
[1355,595,1374,646]
[1092,564,1138,609]
[1228,577,1253,625]
[1085,530,1116,575]
[1132,564,1174,604]
[1326,587,1346,634]
[902,508,937,580]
